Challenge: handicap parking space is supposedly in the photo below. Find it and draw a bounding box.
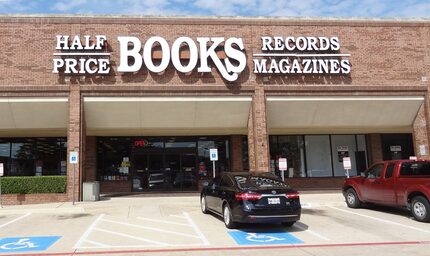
[74,212,209,250]
[0,194,430,255]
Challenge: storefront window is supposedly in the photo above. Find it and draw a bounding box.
[97,136,230,191]
[269,134,368,178]
[242,136,249,171]
[331,135,357,177]
[0,138,66,176]
[269,136,305,178]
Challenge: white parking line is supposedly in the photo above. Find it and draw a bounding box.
[74,214,105,249]
[183,212,210,245]
[102,218,201,238]
[329,206,430,234]
[170,214,186,219]
[0,213,31,229]
[294,222,330,241]
[136,216,190,226]
[95,228,168,246]
[85,240,109,248]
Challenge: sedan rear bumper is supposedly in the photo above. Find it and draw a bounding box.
[233,211,301,224]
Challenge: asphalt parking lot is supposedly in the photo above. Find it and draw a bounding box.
[0,192,429,256]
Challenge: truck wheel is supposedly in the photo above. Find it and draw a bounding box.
[411,196,430,222]
[345,188,361,208]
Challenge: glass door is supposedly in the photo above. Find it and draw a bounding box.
[179,153,197,191]
[132,154,147,192]
[147,153,165,190]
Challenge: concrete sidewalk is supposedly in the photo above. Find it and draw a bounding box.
[0,191,346,215]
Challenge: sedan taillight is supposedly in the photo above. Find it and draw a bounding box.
[285,192,300,199]
[235,192,262,201]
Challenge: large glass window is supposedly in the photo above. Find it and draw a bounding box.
[97,136,231,191]
[331,135,357,177]
[305,135,333,177]
[269,134,368,178]
[270,136,305,178]
[0,137,66,176]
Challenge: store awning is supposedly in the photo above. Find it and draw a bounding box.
[0,97,68,136]
[84,96,252,135]
[267,96,425,134]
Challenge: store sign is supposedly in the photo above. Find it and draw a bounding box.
[52,35,246,82]
[278,158,287,171]
[343,157,352,169]
[52,35,351,81]
[53,35,110,75]
[210,148,218,161]
[253,36,351,74]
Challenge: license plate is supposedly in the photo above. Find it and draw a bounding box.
[268,197,280,204]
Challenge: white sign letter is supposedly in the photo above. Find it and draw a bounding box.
[117,36,142,72]
[143,36,170,73]
[171,37,198,73]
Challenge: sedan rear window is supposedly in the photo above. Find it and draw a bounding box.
[234,175,289,189]
[400,162,430,176]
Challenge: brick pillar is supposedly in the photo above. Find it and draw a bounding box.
[85,136,97,181]
[413,103,430,160]
[368,134,383,164]
[67,85,82,202]
[230,135,243,171]
[249,87,270,172]
[247,107,256,172]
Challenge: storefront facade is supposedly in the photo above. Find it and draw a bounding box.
[1,15,429,203]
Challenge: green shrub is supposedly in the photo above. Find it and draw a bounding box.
[0,176,67,194]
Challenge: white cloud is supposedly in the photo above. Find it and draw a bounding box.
[1,0,430,18]
[52,0,89,12]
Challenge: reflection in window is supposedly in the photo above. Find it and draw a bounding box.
[1,138,66,176]
[270,136,305,178]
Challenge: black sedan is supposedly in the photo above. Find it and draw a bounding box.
[200,172,301,229]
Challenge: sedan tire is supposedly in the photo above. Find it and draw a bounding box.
[223,204,236,229]
[345,188,361,208]
[201,195,209,214]
[411,196,430,222]
[282,221,295,227]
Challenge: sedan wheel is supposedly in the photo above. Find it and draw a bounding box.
[411,196,430,222]
[201,196,209,214]
[223,205,236,229]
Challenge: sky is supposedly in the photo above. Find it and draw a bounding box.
[0,0,430,18]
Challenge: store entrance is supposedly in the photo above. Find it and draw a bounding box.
[131,151,197,192]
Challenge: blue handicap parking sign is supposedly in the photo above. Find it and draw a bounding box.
[0,236,61,253]
[228,231,303,245]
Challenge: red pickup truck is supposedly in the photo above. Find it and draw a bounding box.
[343,160,430,222]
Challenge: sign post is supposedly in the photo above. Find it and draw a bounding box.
[69,151,78,205]
[209,149,218,178]
[278,158,287,181]
[343,157,352,178]
[0,163,3,208]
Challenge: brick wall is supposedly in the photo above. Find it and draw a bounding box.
[100,181,132,193]
[287,177,345,190]
[368,134,383,164]
[230,135,244,171]
[1,16,430,202]
[2,193,68,205]
[84,136,97,181]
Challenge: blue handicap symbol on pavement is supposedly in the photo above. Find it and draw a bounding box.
[0,236,61,253]
[228,231,303,245]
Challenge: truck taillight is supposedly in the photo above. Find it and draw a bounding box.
[285,192,300,199]
[235,192,262,201]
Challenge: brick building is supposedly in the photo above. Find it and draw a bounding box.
[0,15,429,204]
